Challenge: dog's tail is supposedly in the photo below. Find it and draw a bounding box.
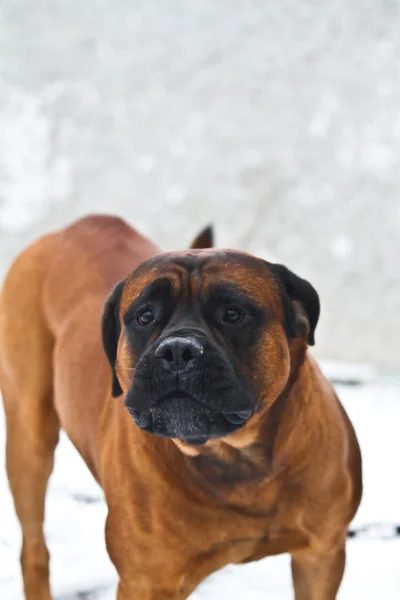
[189,225,214,249]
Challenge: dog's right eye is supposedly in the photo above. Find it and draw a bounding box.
[136,308,154,326]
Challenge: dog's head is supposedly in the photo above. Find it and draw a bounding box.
[102,249,319,451]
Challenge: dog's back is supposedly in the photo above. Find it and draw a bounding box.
[0,214,160,465]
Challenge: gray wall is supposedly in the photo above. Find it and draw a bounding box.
[0,0,399,367]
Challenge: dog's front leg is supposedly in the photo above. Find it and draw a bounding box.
[290,544,346,600]
[105,515,188,599]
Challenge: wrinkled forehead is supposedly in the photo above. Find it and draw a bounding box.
[120,250,282,312]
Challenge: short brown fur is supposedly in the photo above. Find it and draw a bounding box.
[0,215,362,600]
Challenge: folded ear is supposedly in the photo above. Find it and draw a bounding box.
[190,225,214,249]
[101,281,124,397]
[270,264,320,346]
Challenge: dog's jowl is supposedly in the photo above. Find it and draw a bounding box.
[0,215,362,600]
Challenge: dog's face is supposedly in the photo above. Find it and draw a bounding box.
[102,250,319,449]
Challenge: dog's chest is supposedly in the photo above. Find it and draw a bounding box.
[180,520,308,594]
[200,520,310,571]
[193,478,309,563]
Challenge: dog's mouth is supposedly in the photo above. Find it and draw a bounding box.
[126,392,252,444]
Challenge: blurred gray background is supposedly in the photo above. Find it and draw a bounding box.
[0,0,399,367]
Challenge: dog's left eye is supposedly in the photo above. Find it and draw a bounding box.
[222,307,244,324]
[136,308,154,326]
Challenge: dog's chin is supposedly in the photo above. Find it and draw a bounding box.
[127,393,252,444]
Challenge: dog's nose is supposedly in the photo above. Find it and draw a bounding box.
[154,336,204,374]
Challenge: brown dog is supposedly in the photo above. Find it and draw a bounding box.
[0,215,362,600]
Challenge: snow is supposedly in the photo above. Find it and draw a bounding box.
[0,80,71,233]
[1,361,399,599]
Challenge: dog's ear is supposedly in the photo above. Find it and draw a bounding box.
[270,264,320,346]
[190,225,214,249]
[102,281,124,397]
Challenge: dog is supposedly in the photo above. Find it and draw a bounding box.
[0,214,362,600]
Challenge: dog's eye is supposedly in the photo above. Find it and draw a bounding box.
[136,308,154,326]
[222,307,244,324]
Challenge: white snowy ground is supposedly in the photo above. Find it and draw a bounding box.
[1,361,399,599]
